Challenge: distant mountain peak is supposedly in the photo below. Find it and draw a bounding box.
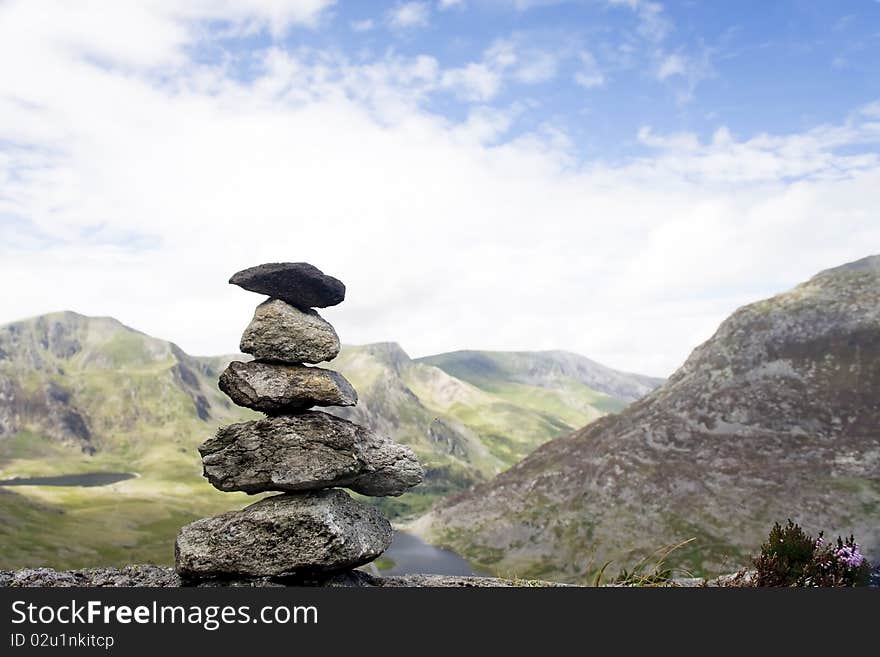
[356,342,412,371]
[812,253,880,279]
[417,349,663,403]
[0,311,247,452]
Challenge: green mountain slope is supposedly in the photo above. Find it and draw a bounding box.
[0,313,660,569]
[0,311,259,569]
[420,256,880,583]
[330,344,657,516]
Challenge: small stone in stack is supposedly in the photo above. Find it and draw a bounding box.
[240,299,340,364]
[175,262,424,581]
[219,361,357,413]
[200,412,424,496]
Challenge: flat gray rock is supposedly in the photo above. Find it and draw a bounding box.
[219,360,357,413]
[229,262,345,309]
[200,411,424,496]
[240,299,340,364]
[175,490,391,578]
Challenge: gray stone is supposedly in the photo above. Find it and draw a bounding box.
[200,411,424,496]
[239,299,340,364]
[174,490,391,578]
[219,360,357,413]
[229,262,345,309]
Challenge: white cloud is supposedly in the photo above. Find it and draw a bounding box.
[514,50,558,83]
[637,126,700,151]
[654,47,713,103]
[351,18,375,32]
[438,0,465,9]
[635,117,880,184]
[1,2,879,379]
[634,2,670,41]
[441,63,502,101]
[484,39,519,69]
[0,0,334,73]
[861,101,880,118]
[434,37,560,103]
[199,0,337,34]
[574,51,605,88]
[451,106,518,143]
[438,38,530,101]
[388,2,431,29]
[608,0,671,42]
[483,0,673,43]
[656,53,687,79]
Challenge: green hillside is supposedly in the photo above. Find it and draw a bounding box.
[330,344,650,516]
[0,312,259,569]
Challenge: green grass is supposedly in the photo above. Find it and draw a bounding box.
[92,330,165,369]
[0,419,260,569]
[0,473,256,569]
[362,491,441,521]
[373,556,396,572]
[475,380,625,424]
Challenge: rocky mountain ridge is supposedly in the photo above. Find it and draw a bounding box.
[418,350,662,403]
[421,255,880,583]
[0,311,240,456]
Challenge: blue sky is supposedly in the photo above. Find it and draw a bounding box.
[209,0,880,160]
[0,1,879,375]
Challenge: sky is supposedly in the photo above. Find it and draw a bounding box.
[0,0,878,377]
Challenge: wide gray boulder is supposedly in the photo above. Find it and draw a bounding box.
[229,262,345,309]
[200,411,424,496]
[219,360,357,413]
[175,490,391,578]
[239,299,340,364]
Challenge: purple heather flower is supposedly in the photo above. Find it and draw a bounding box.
[835,544,865,569]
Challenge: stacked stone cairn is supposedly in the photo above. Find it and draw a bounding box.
[175,262,424,581]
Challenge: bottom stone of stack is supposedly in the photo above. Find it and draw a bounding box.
[174,489,392,579]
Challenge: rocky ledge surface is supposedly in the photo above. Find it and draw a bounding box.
[0,566,569,588]
[4,567,875,587]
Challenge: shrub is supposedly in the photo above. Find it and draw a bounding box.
[753,520,872,587]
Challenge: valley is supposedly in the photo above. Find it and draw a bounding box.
[0,311,655,570]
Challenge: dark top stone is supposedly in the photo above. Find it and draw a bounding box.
[229,263,345,309]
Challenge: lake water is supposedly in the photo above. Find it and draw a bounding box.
[0,472,136,487]
[378,531,481,576]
